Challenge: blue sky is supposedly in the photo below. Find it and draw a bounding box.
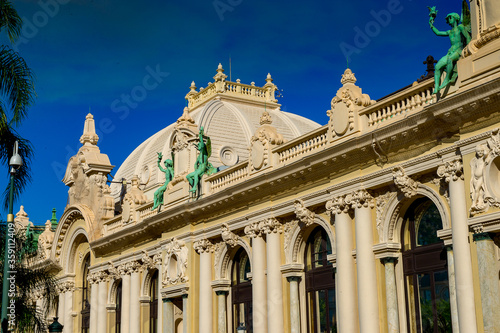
[1,0,462,224]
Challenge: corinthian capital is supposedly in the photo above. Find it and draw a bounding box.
[437,159,464,183]
[193,238,213,254]
[260,217,282,234]
[326,195,350,215]
[346,189,374,209]
[244,222,262,238]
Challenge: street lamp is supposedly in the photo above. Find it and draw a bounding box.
[1,141,23,333]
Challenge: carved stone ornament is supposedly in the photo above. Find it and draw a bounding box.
[107,262,121,280]
[36,220,54,260]
[163,238,189,286]
[221,224,239,247]
[244,222,262,238]
[345,189,374,209]
[141,250,156,270]
[249,112,285,172]
[375,192,394,243]
[393,166,419,198]
[328,69,374,138]
[122,175,148,224]
[325,195,350,215]
[437,159,464,183]
[294,199,315,226]
[260,217,282,234]
[56,281,75,294]
[470,129,500,215]
[284,220,299,260]
[193,238,213,254]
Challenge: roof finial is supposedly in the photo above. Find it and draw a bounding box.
[80,113,99,146]
[51,208,58,230]
[340,68,357,85]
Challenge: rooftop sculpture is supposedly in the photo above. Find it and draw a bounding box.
[152,152,174,211]
[186,127,217,193]
[428,3,471,93]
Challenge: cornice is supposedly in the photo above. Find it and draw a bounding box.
[91,79,500,254]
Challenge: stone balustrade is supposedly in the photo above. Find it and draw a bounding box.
[274,126,329,165]
[359,79,435,128]
[207,161,249,193]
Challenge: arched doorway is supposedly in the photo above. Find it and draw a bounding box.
[231,248,252,332]
[304,227,336,333]
[401,198,451,333]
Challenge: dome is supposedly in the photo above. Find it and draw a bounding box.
[111,66,321,199]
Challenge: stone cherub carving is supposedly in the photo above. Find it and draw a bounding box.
[152,152,174,211]
[470,143,495,215]
[428,3,471,93]
[186,126,217,193]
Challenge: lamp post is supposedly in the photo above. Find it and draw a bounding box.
[1,141,23,333]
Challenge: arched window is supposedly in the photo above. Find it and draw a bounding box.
[116,281,122,333]
[402,199,451,333]
[149,271,159,333]
[81,254,90,333]
[304,227,335,333]
[231,248,252,332]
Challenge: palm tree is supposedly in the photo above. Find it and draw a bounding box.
[0,0,36,208]
[0,226,58,332]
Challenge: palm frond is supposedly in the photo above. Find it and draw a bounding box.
[0,125,33,209]
[0,0,23,43]
[0,46,36,126]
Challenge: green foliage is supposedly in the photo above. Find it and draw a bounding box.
[0,226,58,332]
[0,0,35,209]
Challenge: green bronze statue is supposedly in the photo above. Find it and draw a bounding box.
[152,152,174,211]
[187,126,217,193]
[429,2,471,93]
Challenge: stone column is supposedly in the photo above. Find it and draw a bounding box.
[194,239,214,333]
[216,291,228,333]
[473,231,500,333]
[351,190,380,333]
[163,298,174,333]
[244,222,268,333]
[97,273,108,333]
[120,265,131,333]
[129,262,141,333]
[286,276,301,333]
[154,253,163,333]
[262,218,284,333]
[381,258,399,333]
[326,196,358,332]
[89,274,99,333]
[444,245,459,333]
[438,159,478,332]
[57,289,65,325]
[63,282,74,333]
[183,294,189,333]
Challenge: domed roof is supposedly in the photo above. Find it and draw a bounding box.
[111,67,320,199]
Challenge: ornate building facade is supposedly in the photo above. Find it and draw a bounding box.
[28,2,500,332]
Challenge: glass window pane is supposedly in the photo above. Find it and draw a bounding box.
[328,289,337,333]
[416,205,442,246]
[434,271,452,333]
[418,273,434,333]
